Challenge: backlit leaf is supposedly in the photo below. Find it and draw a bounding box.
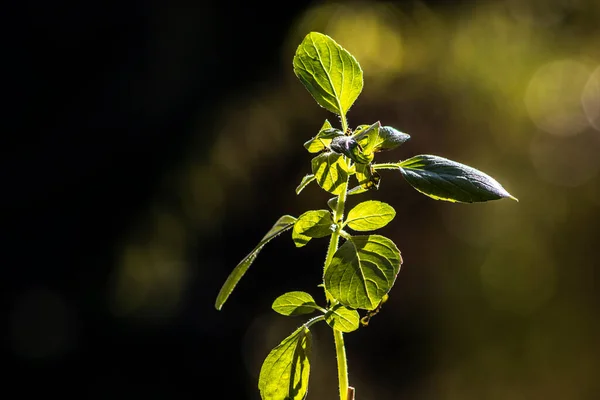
[345,200,395,231]
[296,174,315,195]
[215,215,297,310]
[272,291,320,316]
[258,326,312,400]
[311,152,349,195]
[292,210,334,247]
[399,155,518,203]
[303,120,343,153]
[293,32,363,116]
[324,235,401,310]
[325,304,360,332]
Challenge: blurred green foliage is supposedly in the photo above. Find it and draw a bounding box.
[111,1,600,398]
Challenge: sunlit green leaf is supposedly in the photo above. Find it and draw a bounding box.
[292,210,334,247]
[215,215,297,310]
[346,185,369,196]
[259,326,312,400]
[352,122,381,156]
[293,32,363,116]
[355,163,380,190]
[325,304,360,332]
[311,152,349,195]
[272,291,320,316]
[296,174,315,195]
[399,155,518,203]
[324,235,401,310]
[345,200,396,231]
[304,121,343,153]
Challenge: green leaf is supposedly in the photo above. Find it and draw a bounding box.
[399,155,518,203]
[296,174,315,195]
[259,326,312,400]
[346,185,369,196]
[327,197,338,212]
[345,200,396,231]
[325,304,360,332]
[311,152,349,195]
[293,32,363,116]
[272,291,321,316]
[376,126,410,151]
[292,210,335,247]
[352,122,381,156]
[355,163,381,190]
[215,215,297,310]
[304,120,343,153]
[324,235,401,310]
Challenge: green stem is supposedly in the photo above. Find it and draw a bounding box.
[372,162,401,170]
[334,329,349,400]
[304,314,326,328]
[322,123,351,399]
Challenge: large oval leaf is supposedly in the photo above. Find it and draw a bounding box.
[324,235,401,310]
[311,152,349,195]
[345,200,395,231]
[399,155,518,203]
[215,215,296,310]
[293,32,363,116]
[258,326,312,400]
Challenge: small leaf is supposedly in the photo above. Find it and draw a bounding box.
[272,291,320,316]
[324,235,401,310]
[346,185,369,196]
[399,155,518,203]
[258,326,312,400]
[376,126,410,151]
[325,304,360,332]
[304,121,343,153]
[293,32,363,116]
[329,136,372,164]
[352,122,381,156]
[327,197,338,212]
[296,174,315,195]
[355,163,381,190]
[345,200,396,231]
[215,215,297,310]
[311,152,349,195]
[292,210,334,247]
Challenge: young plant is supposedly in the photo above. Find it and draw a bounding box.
[214,32,517,400]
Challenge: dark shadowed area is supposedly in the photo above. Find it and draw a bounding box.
[3,0,599,399]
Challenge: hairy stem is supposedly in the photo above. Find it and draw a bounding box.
[372,162,401,170]
[323,139,351,400]
[334,329,349,400]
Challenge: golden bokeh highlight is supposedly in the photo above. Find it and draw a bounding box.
[582,65,600,130]
[524,59,592,137]
[289,2,404,90]
[110,208,188,317]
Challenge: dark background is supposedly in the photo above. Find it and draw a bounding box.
[3,0,600,399]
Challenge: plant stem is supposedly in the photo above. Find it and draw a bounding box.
[334,329,349,400]
[322,120,351,399]
[372,162,401,170]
